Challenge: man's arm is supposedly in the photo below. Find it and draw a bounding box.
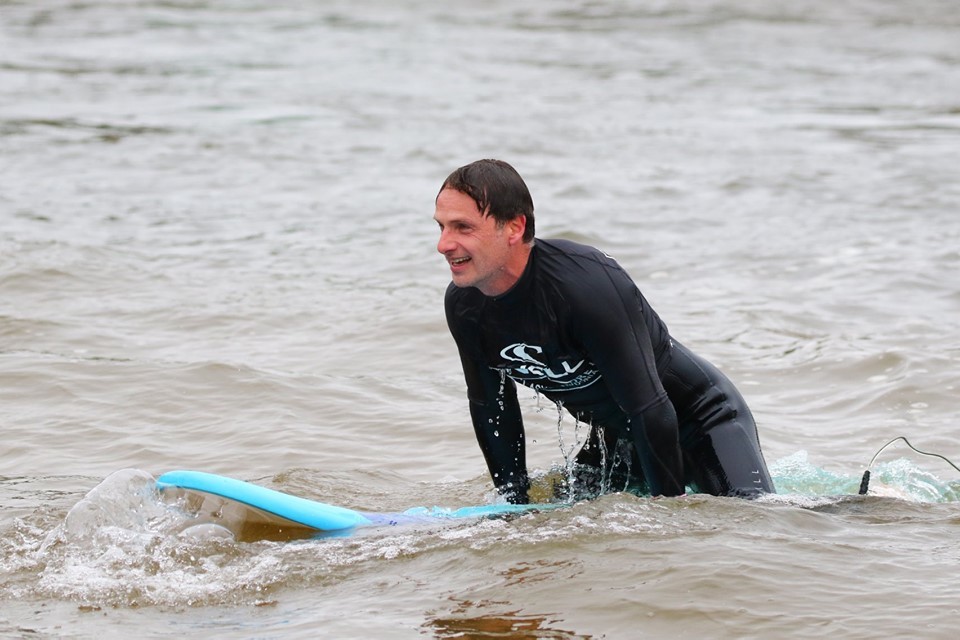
[460,350,530,503]
[445,288,530,503]
[620,397,685,496]
[572,268,685,496]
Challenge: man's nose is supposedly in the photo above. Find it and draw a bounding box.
[437,229,454,254]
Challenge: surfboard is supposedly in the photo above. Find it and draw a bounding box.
[156,470,559,542]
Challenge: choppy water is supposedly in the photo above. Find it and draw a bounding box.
[2,0,960,637]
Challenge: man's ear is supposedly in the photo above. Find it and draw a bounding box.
[506,215,527,245]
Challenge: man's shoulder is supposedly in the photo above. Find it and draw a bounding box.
[534,238,637,306]
[537,237,597,256]
[535,238,623,275]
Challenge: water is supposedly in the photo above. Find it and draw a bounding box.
[2,0,960,637]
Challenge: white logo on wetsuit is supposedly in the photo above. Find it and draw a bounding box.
[497,342,601,391]
[499,343,547,367]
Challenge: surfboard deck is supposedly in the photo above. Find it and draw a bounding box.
[156,470,560,542]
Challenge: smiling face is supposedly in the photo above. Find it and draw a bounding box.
[434,187,530,297]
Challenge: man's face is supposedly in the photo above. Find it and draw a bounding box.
[434,188,518,296]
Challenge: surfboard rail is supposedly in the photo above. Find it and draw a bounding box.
[156,469,565,542]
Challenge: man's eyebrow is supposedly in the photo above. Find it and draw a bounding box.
[436,213,472,225]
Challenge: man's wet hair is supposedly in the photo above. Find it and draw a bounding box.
[438,159,535,242]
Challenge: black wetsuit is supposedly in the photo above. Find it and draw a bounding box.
[445,238,774,503]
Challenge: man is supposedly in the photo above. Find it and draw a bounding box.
[435,159,774,504]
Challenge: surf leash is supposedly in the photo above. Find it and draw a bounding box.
[859,436,960,495]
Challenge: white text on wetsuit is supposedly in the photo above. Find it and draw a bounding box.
[496,342,601,392]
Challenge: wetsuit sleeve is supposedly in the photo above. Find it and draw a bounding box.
[570,269,685,496]
[445,292,530,504]
[458,350,530,504]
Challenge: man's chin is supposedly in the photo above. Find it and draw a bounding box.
[450,274,477,290]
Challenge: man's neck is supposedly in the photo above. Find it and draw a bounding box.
[483,242,533,297]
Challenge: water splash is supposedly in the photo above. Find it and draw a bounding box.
[528,450,960,505]
[24,470,286,607]
[770,450,960,502]
[37,469,172,554]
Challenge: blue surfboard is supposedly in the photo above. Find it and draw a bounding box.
[156,470,560,542]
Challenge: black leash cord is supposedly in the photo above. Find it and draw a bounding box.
[858,436,960,495]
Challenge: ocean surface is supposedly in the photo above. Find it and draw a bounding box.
[2,0,959,637]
